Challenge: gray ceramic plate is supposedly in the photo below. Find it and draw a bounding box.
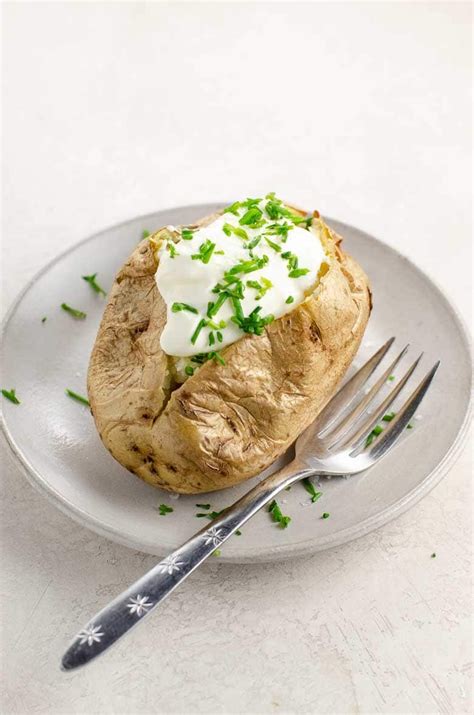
[1,204,471,563]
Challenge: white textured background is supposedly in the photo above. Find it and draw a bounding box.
[1,2,472,714]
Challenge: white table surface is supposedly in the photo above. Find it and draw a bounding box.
[1,3,472,714]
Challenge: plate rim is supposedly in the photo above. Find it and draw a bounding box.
[1,205,472,562]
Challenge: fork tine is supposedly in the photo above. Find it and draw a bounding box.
[325,344,409,447]
[364,362,440,459]
[314,337,395,436]
[336,353,423,452]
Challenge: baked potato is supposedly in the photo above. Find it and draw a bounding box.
[88,197,371,494]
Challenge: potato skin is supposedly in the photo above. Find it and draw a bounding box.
[88,211,371,494]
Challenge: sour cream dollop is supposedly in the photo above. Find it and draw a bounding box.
[155,198,326,358]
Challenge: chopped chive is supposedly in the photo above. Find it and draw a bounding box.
[302,478,322,503]
[265,221,293,240]
[196,510,225,520]
[41,316,47,323]
[235,530,242,536]
[288,268,310,278]
[190,351,225,366]
[201,243,215,263]
[190,353,210,364]
[212,549,221,557]
[224,255,268,279]
[216,331,223,342]
[365,424,384,447]
[181,228,194,240]
[61,303,86,319]
[65,389,90,406]
[365,416,413,448]
[288,255,298,271]
[82,273,106,296]
[211,351,225,366]
[167,242,178,258]
[265,237,281,252]
[184,365,195,377]
[321,512,330,519]
[265,200,281,220]
[224,201,241,216]
[1,388,20,405]
[219,280,244,298]
[246,277,273,300]
[196,503,211,510]
[192,240,215,264]
[261,277,273,293]
[290,213,311,225]
[242,197,261,208]
[191,319,207,345]
[208,332,215,346]
[231,296,244,323]
[232,227,248,241]
[431,552,436,558]
[263,198,306,226]
[142,229,150,239]
[231,304,274,336]
[222,223,248,241]
[239,206,263,226]
[207,292,228,318]
[246,236,261,250]
[207,318,226,330]
[208,512,222,519]
[268,499,291,528]
[367,426,383,439]
[285,296,294,304]
[387,375,395,381]
[158,504,173,516]
[171,302,198,314]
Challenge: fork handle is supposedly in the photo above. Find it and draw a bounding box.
[61,462,314,670]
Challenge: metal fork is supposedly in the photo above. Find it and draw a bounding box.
[61,338,439,670]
